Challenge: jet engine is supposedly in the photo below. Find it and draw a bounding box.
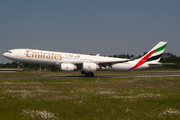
[82,62,99,71]
[60,63,77,71]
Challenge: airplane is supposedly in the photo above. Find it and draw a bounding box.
[3,41,171,77]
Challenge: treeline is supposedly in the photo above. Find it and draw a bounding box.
[0,62,56,71]
[0,52,180,70]
[159,52,180,69]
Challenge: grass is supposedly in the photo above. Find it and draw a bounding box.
[1,74,180,119]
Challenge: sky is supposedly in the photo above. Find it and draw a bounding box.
[0,0,180,63]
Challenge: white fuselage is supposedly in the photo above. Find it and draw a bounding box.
[4,48,145,71]
[3,49,126,64]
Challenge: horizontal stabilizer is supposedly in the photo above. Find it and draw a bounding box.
[148,62,175,67]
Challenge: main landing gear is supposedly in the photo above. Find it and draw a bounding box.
[81,71,94,77]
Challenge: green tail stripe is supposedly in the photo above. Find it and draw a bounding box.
[154,43,167,53]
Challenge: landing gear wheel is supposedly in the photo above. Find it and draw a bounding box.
[82,71,95,77]
[84,72,94,77]
[81,71,85,74]
[89,72,94,77]
[85,73,90,77]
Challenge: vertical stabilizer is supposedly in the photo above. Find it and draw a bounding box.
[144,41,167,62]
[130,41,167,70]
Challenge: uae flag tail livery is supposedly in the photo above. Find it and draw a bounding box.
[130,41,167,70]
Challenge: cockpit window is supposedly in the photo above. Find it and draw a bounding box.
[7,51,12,53]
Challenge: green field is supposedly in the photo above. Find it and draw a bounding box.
[0,71,180,119]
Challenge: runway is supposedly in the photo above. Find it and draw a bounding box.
[0,74,180,79]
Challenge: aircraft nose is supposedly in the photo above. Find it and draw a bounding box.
[3,52,9,58]
[3,53,7,56]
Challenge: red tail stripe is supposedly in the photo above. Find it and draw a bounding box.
[130,49,156,70]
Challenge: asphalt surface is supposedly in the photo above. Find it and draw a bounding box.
[0,74,180,79]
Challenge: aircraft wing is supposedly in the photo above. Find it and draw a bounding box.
[98,56,138,67]
[98,59,129,68]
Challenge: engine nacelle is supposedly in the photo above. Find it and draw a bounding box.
[82,62,99,71]
[60,63,77,71]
